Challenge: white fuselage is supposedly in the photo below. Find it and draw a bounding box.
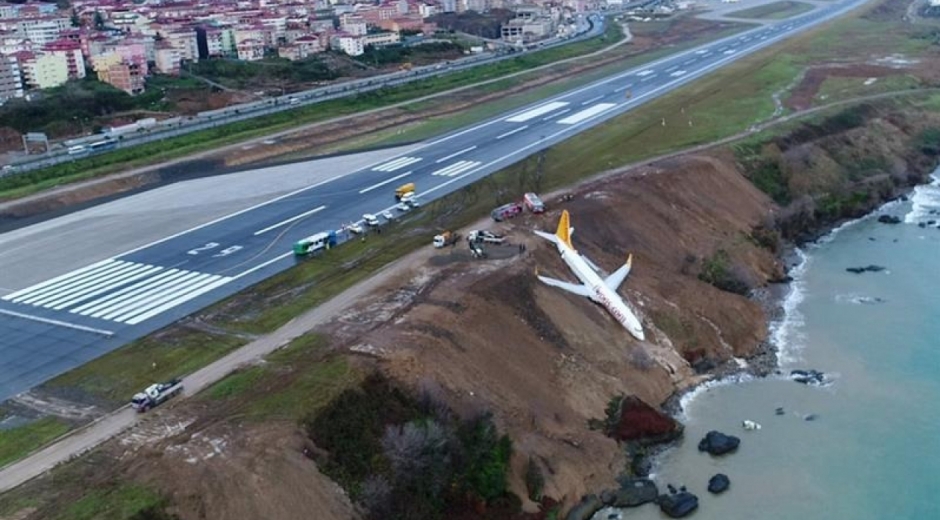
[557,243,645,341]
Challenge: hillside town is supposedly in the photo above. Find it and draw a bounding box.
[0,0,587,100]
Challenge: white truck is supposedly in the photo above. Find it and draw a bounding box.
[131,378,183,412]
[468,230,505,244]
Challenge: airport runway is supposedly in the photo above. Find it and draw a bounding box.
[0,0,868,401]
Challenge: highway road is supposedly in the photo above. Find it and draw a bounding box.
[0,0,868,402]
[2,14,602,174]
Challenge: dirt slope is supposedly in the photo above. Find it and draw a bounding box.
[321,153,782,505]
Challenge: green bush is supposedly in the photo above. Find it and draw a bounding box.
[698,250,750,295]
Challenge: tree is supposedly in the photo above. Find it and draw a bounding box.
[93,10,105,30]
[56,0,70,9]
[70,9,80,28]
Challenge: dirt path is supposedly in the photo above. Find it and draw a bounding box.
[0,85,928,495]
[0,25,633,215]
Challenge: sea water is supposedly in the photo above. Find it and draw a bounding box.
[615,170,940,520]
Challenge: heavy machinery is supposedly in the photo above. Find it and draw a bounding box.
[131,378,183,412]
[433,231,461,248]
[395,183,416,201]
[468,230,505,244]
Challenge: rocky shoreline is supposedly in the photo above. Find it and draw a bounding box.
[611,183,931,520]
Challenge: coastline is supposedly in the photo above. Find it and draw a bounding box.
[642,174,936,511]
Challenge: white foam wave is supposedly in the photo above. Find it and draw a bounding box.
[835,293,886,305]
[905,172,940,224]
[677,372,756,422]
[769,248,809,366]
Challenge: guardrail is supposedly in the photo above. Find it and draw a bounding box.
[2,15,605,178]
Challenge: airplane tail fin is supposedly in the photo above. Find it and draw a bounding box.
[555,210,574,249]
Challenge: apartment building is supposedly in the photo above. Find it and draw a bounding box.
[235,38,264,61]
[13,50,68,89]
[362,31,400,47]
[0,54,22,102]
[16,17,70,45]
[164,28,199,62]
[95,53,145,95]
[154,42,181,74]
[43,39,86,80]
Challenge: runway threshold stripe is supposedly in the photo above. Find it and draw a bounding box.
[557,104,617,125]
[504,101,569,123]
[96,272,209,322]
[435,146,477,163]
[49,265,165,310]
[496,125,529,140]
[111,275,227,324]
[18,261,136,306]
[11,260,122,304]
[2,259,112,301]
[74,269,188,316]
[124,277,232,325]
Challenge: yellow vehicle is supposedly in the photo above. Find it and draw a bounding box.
[400,62,413,71]
[395,182,416,200]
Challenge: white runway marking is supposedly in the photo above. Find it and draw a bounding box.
[581,95,604,105]
[435,146,477,163]
[637,69,655,77]
[358,171,414,194]
[253,205,327,235]
[372,156,422,172]
[666,65,678,72]
[0,309,114,336]
[496,125,529,140]
[504,101,569,123]
[614,83,634,93]
[3,259,232,325]
[432,160,482,177]
[542,108,571,121]
[557,103,617,125]
[670,70,687,77]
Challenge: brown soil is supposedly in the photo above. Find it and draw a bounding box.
[170,90,257,116]
[786,63,918,110]
[316,152,780,506]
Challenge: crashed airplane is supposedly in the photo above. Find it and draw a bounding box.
[534,210,645,341]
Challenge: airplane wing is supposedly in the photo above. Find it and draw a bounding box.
[604,254,633,291]
[537,275,593,298]
[582,255,604,275]
[534,230,557,243]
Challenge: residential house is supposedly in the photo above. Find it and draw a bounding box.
[339,15,367,36]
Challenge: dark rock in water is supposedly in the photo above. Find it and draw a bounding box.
[708,473,731,494]
[768,274,794,284]
[901,195,909,202]
[602,479,659,508]
[631,456,652,477]
[805,414,819,422]
[697,430,741,456]
[929,220,937,226]
[667,484,677,495]
[845,265,886,274]
[919,222,927,228]
[657,492,699,518]
[679,486,687,492]
[790,369,825,385]
[894,239,899,242]
[692,357,717,374]
[566,494,603,520]
[868,237,876,241]
[775,407,786,416]
[877,215,902,224]
[608,395,683,445]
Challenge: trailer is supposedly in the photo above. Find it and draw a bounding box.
[468,230,505,244]
[131,378,183,412]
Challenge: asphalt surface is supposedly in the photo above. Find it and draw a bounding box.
[0,0,868,402]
